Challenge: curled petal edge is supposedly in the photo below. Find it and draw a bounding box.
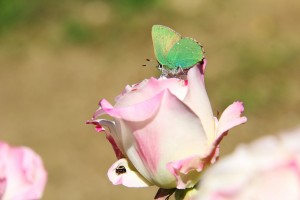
[206,101,247,164]
[86,119,124,159]
[216,101,247,137]
[166,131,227,190]
[96,91,164,121]
[167,155,206,189]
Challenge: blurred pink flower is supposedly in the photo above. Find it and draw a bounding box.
[0,142,47,200]
[88,62,247,190]
[195,127,300,200]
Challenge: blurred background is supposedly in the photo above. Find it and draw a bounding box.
[0,0,299,199]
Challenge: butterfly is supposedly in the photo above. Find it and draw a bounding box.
[151,25,204,77]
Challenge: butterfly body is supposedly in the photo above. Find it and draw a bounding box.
[152,25,204,77]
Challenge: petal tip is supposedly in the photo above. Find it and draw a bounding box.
[233,101,245,112]
[86,120,105,132]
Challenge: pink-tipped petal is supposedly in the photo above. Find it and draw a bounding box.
[115,78,189,107]
[124,89,208,188]
[115,85,134,102]
[86,120,105,132]
[184,65,215,144]
[87,119,124,159]
[100,93,163,121]
[92,99,110,119]
[167,156,206,189]
[108,158,152,188]
[216,101,247,137]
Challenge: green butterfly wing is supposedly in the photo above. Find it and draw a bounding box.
[166,38,203,69]
[152,25,182,66]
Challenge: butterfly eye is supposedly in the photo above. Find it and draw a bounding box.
[115,165,126,175]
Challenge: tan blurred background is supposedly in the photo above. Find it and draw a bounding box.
[0,0,299,199]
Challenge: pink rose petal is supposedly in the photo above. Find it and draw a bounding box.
[184,64,215,144]
[125,89,208,188]
[99,93,162,121]
[87,119,124,159]
[0,142,47,200]
[167,155,205,189]
[216,101,247,137]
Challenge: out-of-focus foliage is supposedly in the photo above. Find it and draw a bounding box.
[0,0,57,33]
[106,0,158,14]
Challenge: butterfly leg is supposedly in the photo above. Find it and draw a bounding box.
[157,64,170,78]
[157,63,163,71]
[173,67,184,76]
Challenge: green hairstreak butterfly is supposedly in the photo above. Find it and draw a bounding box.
[151,25,204,77]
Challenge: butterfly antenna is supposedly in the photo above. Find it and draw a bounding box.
[142,58,153,67]
[146,58,156,62]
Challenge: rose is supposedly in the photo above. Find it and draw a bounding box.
[0,141,47,200]
[195,127,300,200]
[88,62,247,190]
[88,63,247,190]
